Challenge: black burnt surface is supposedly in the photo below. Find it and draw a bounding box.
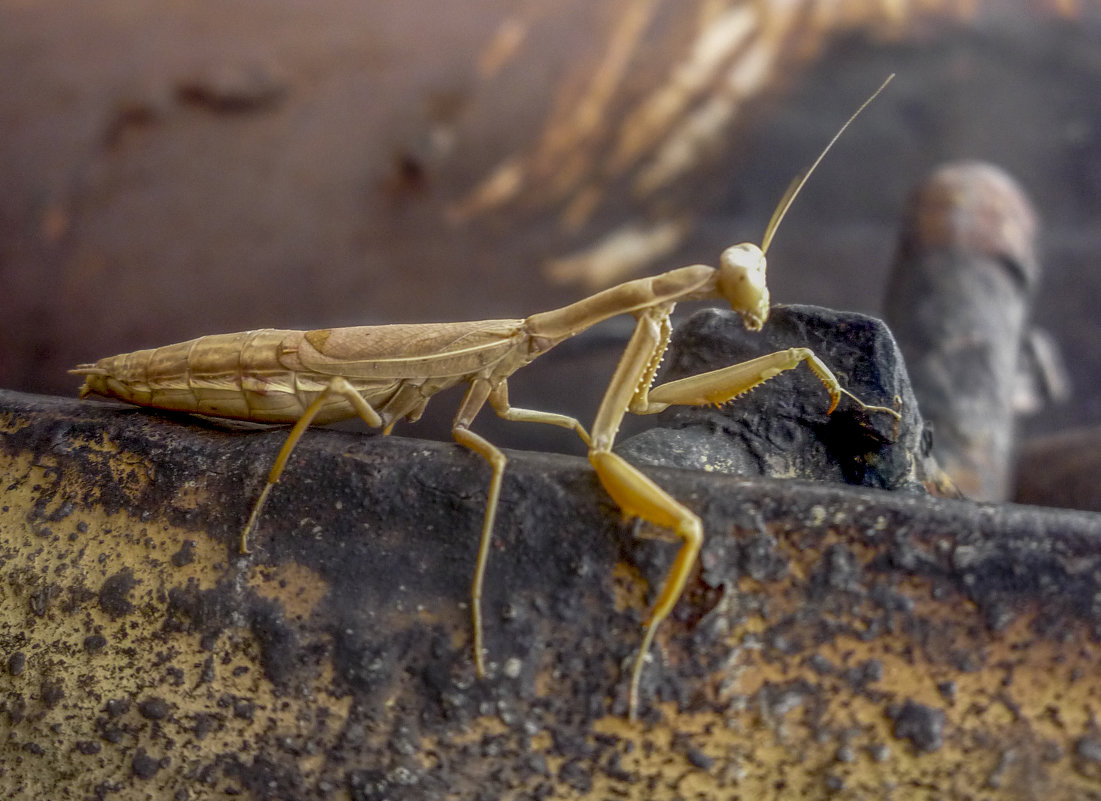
[3,387,1101,797]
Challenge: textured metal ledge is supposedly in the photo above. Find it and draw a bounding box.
[3,389,1101,799]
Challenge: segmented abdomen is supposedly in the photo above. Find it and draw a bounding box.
[72,330,337,423]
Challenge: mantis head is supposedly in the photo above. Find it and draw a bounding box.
[718,242,770,331]
[716,74,894,334]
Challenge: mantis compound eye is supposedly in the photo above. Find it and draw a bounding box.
[718,242,770,331]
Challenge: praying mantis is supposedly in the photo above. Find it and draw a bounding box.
[72,76,898,720]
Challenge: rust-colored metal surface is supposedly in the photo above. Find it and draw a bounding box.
[3,389,1101,799]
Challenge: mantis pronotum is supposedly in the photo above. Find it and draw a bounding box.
[72,76,897,720]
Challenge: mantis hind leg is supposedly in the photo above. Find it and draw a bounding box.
[454,380,594,678]
[451,425,504,679]
[240,377,383,553]
[450,379,502,679]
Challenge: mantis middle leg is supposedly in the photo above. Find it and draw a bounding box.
[240,376,384,553]
[452,379,590,677]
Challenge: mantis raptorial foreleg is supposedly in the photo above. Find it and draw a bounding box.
[240,376,384,553]
[582,305,694,719]
[643,347,902,418]
[588,307,901,719]
[589,449,702,719]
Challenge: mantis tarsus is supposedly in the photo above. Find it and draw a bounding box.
[72,76,898,720]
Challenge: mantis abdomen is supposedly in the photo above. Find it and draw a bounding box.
[72,329,393,426]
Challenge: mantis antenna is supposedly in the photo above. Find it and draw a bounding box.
[760,74,895,254]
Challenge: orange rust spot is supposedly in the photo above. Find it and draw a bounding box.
[248,561,329,621]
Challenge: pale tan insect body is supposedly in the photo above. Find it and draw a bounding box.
[74,77,897,721]
[76,320,547,426]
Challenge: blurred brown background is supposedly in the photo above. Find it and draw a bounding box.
[3,0,1100,452]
